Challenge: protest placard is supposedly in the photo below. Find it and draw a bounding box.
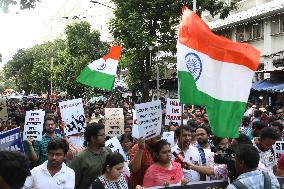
[23,110,45,141]
[0,98,8,121]
[274,141,284,160]
[105,108,124,137]
[105,136,126,160]
[59,98,86,136]
[162,131,175,147]
[165,99,182,126]
[135,100,162,139]
[0,127,24,152]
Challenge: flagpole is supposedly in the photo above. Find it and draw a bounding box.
[193,0,197,12]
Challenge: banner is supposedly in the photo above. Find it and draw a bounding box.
[135,100,162,139]
[274,141,284,160]
[0,98,8,121]
[105,108,124,137]
[23,110,45,141]
[0,127,24,152]
[165,99,182,126]
[105,136,126,160]
[59,98,86,136]
[147,178,284,189]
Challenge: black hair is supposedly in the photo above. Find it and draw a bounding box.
[43,117,56,126]
[187,120,199,128]
[84,123,104,146]
[124,125,132,130]
[251,121,266,130]
[212,137,226,147]
[153,139,170,162]
[120,133,133,143]
[235,144,259,169]
[260,127,280,140]
[270,121,283,132]
[196,125,211,135]
[175,125,191,138]
[47,138,69,154]
[102,152,125,174]
[254,110,262,118]
[0,151,31,189]
[242,116,250,123]
[235,134,253,145]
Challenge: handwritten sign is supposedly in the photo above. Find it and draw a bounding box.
[274,141,284,160]
[162,131,175,147]
[165,99,182,126]
[23,110,45,141]
[105,136,126,160]
[0,127,24,152]
[0,98,8,121]
[59,98,86,136]
[135,100,162,139]
[105,108,124,137]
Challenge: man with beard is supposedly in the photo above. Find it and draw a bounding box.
[69,123,111,189]
[171,125,202,182]
[27,117,62,165]
[24,138,75,189]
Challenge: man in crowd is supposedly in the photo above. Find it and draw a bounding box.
[171,125,202,181]
[270,121,283,141]
[227,144,279,189]
[0,151,31,189]
[129,135,161,187]
[250,121,266,139]
[69,123,111,189]
[27,117,62,165]
[253,127,279,173]
[24,138,75,189]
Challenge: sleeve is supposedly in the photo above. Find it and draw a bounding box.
[23,175,34,188]
[213,164,228,180]
[142,166,155,188]
[69,156,83,188]
[129,144,139,162]
[69,169,76,189]
[226,184,237,189]
[33,140,41,158]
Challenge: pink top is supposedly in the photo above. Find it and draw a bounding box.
[143,161,183,188]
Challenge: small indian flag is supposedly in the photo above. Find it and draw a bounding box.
[77,46,123,91]
[177,7,260,138]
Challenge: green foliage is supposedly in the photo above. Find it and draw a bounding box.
[0,0,39,13]
[4,21,108,97]
[110,0,236,100]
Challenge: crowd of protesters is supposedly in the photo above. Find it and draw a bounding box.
[0,94,284,189]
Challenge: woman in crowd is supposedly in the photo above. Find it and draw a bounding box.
[120,133,134,161]
[92,152,129,189]
[143,139,184,188]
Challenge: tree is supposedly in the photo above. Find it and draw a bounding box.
[0,0,39,13]
[110,0,237,101]
[53,21,109,97]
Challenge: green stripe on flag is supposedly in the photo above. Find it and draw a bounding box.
[178,71,246,138]
[77,67,115,91]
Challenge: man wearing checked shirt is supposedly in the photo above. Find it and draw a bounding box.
[27,117,62,165]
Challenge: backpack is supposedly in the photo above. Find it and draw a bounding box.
[231,171,271,189]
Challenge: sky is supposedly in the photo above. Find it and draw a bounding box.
[0,0,112,65]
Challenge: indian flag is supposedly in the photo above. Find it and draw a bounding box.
[177,8,260,138]
[77,46,123,91]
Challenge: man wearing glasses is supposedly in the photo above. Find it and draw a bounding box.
[69,123,111,189]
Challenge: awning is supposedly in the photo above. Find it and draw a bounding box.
[252,80,284,92]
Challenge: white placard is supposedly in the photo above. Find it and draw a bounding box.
[273,141,284,160]
[105,136,126,160]
[162,131,175,147]
[0,98,8,121]
[23,110,45,141]
[135,100,162,139]
[165,98,182,126]
[59,98,86,136]
[132,124,140,139]
[105,108,124,137]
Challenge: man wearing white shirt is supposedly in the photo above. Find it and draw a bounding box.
[24,138,75,189]
[171,125,202,182]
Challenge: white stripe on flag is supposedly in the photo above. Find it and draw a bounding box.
[88,58,118,75]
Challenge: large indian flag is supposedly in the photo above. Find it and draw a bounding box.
[177,8,260,138]
[77,46,122,91]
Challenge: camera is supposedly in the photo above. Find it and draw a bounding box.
[214,147,238,181]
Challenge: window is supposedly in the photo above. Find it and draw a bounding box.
[215,29,232,39]
[280,14,284,33]
[236,25,245,42]
[236,21,264,42]
[252,21,263,39]
[271,14,284,35]
[244,24,252,41]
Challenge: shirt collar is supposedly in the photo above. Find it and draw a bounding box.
[41,160,67,174]
[237,170,260,179]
